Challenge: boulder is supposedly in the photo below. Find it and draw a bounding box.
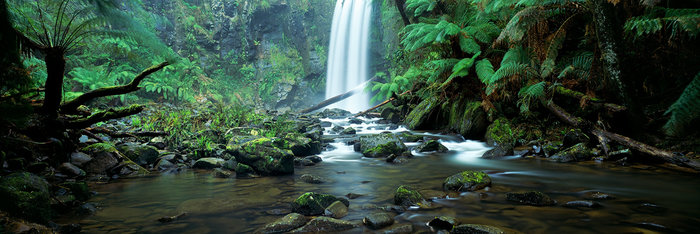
[483,118,515,158]
[156,158,177,171]
[398,132,423,142]
[69,152,92,167]
[193,157,225,169]
[291,192,349,216]
[299,174,325,184]
[320,108,352,118]
[117,143,160,166]
[235,163,255,178]
[260,213,308,233]
[446,100,488,139]
[405,96,440,130]
[428,216,457,231]
[213,168,233,178]
[443,171,491,192]
[340,127,356,135]
[363,212,394,229]
[61,182,91,201]
[562,129,589,148]
[357,133,408,158]
[452,224,516,234]
[324,201,348,218]
[563,200,601,208]
[81,143,119,174]
[393,185,424,206]
[113,160,149,176]
[384,224,414,233]
[284,134,321,157]
[58,163,86,177]
[230,138,294,175]
[505,191,556,206]
[0,172,51,223]
[148,136,167,149]
[550,143,595,162]
[290,217,357,233]
[415,140,448,153]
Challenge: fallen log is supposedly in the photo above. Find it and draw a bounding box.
[553,86,626,113]
[542,99,699,170]
[86,127,167,138]
[300,76,378,114]
[65,105,144,129]
[354,90,411,118]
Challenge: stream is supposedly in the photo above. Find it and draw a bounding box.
[69,117,700,233]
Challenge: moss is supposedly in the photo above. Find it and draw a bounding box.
[81,143,117,153]
[394,185,423,206]
[0,172,51,223]
[443,171,492,192]
[292,192,346,215]
[363,142,402,158]
[406,96,439,129]
[485,118,515,147]
[61,182,91,201]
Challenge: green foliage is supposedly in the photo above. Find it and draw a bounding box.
[445,52,481,88]
[664,73,700,136]
[517,81,546,113]
[557,52,593,80]
[401,20,461,52]
[405,0,437,17]
[624,8,700,39]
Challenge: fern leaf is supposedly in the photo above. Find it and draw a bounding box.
[517,81,546,113]
[444,52,481,88]
[664,73,700,136]
[459,36,481,54]
[476,59,495,84]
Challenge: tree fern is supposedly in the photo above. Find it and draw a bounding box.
[401,20,461,51]
[476,59,495,84]
[664,72,700,136]
[444,52,481,88]
[517,81,546,113]
[427,58,459,83]
[557,51,593,80]
[405,0,437,17]
[624,8,700,39]
[541,12,581,78]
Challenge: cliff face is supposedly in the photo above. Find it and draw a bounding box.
[142,0,335,110]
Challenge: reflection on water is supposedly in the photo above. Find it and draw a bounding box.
[70,120,700,233]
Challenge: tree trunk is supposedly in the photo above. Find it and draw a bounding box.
[591,0,629,105]
[42,48,66,117]
[395,0,411,26]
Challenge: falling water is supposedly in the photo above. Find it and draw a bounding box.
[325,0,372,113]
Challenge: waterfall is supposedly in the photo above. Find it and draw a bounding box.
[325,0,372,113]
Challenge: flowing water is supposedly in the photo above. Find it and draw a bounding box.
[324,0,372,112]
[69,117,700,233]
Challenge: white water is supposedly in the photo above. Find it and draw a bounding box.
[325,0,372,112]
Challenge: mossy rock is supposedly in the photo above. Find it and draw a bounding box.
[230,137,295,175]
[81,142,118,154]
[0,172,51,223]
[446,100,488,139]
[550,143,595,163]
[60,182,91,201]
[398,132,423,142]
[235,163,254,177]
[291,192,349,216]
[260,213,308,233]
[485,118,515,148]
[415,140,448,153]
[405,96,440,130]
[117,143,159,166]
[81,143,119,174]
[505,191,556,206]
[284,133,321,157]
[443,171,491,192]
[393,185,424,206]
[357,133,407,158]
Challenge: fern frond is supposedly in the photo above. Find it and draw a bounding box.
[476,59,495,84]
[664,73,700,136]
[624,8,700,39]
[517,81,546,113]
[406,0,438,17]
[541,12,581,78]
[445,52,481,88]
[401,20,461,51]
[557,51,593,80]
[427,58,459,83]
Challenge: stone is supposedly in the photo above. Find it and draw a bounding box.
[452,224,512,234]
[230,138,294,175]
[562,129,589,148]
[341,127,356,135]
[321,108,352,118]
[563,200,601,208]
[305,155,322,163]
[61,181,91,201]
[384,224,414,233]
[393,185,424,206]
[148,137,167,149]
[406,96,440,130]
[398,132,423,142]
[357,133,408,158]
[0,172,51,223]
[290,217,357,233]
[213,168,233,178]
[446,100,488,139]
[77,203,98,215]
[117,142,160,166]
[58,163,86,177]
[81,143,119,174]
[348,118,363,124]
[363,212,394,229]
[482,146,511,159]
[415,140,448,153]
[156,158,177,171]
[113,160,149,176]
[222,158,238,170]
[428,216,457,231]
[550,143,594,162]
[443,171,492,192]
[291,192,349,216]
[300,174,325,184]
[542,141,562,157]
[70,152,92,166]
[584,191,615,200]
[324,201,348,218]
[331,125,345,133]
[193,157,225,169]
[260,213,307,233]
[235,163,255,178]
[505,191,556,206]
[483,118,515,158]
[285,134,321,157]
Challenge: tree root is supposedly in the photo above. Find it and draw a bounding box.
[65,105,144,129]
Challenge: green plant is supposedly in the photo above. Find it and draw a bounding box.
[664,72,700,136]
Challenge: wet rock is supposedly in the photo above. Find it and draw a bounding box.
[584,191,615,200]
[222,158,238,170]
[542,141,562,157]
[230,138,294,175]
[321,108,352,119]
[452,224,513,234]
[415,140,448,153]
[550,143,594,162]
[346,193,364,199]
[633,203,667,214]
[158,212,187,223]
[305,155,322,163]
[386,154,399,163]
[446,100,488,139]
[320,121,332,127]
[113,160,149,176]
[61,182,91,201]
[505,191,556,206]
[235,163,255,178]
[341,127,356,135]
[300,174,325,184]
[324,201,348,218]
[70,152,92,166]
[290,216,357,233]
[260,213,308,233]
[428,216,457,231]
[294,157,316,166]
[443,171,492,192]
[117,142,160,166]
[563,200,601,208]
[156,158,177,171]
[213,168,233,178]
[331,125,345,133]
[483,118,515,158]
[348,118,363,124]
[482,146,511,159]
[393,185,424,206]
[291,192,349,216]
[0,172,52,223]
[363,212,394,229]
[77,203,97,215]
[285,134,321,157]
[58,163,86,177]
[398,132,423,142]
[406,96,440,130]
[148,137,167,149]
[81,143,119,174]
[193,157,225,169]
[384,224,414,233]
[357,133,408,158]
[562,129,589,148]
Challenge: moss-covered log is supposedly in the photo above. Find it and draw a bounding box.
[65,105,144,129]
[60,62,169,112]
[553,86,626,113]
